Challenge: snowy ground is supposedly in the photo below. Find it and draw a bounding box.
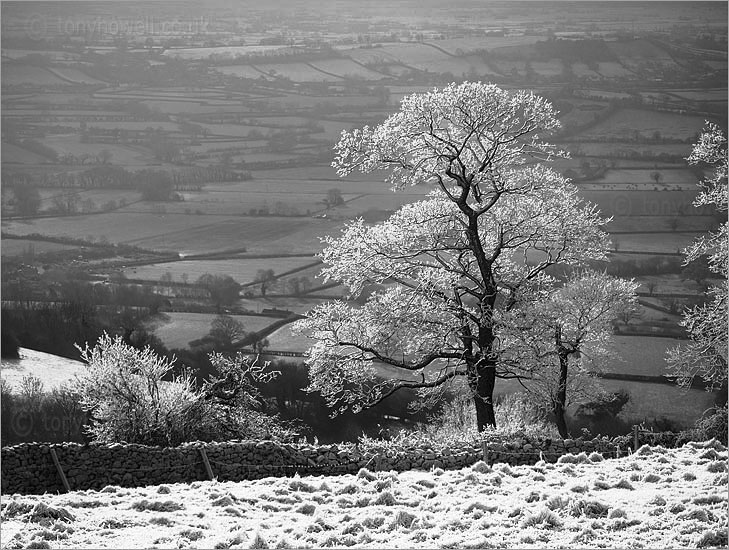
[2,441,727,549]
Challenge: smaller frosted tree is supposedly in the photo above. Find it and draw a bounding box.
[500,270,638,437]
[75,334,199,445]
[74,334,293,445]
[667,122,728,391]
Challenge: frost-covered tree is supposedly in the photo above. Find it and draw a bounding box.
[295,82,611,430]
[667,123,728,391]
[501,271,638,437]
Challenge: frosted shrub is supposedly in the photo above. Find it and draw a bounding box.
[249,533,269,549]
[356,468,376,482]
[391,510,417,529]
[75,334,294,445]
[569,499,609,518]
[546,495,569,511]
[521,508,563,529]
[372,491,397,506]
[707,461,727,473]
[697,529,728,548]
[295,503,316,515]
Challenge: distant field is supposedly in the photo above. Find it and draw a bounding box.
[1,142,50,164]
[558,100,611,129]
[38,135,152,166]
[153,312,276,350]
[575,90,633,100]
[571,62,601,78]
[1,49,82,61]
[600,377,716,427]
[580,189,701,217]
[254,62,342,82]
[252,164,386,183]
[344,47,405,65]
[237,296,329,316]
[120,197,327,217]
[308,59,387,80]
[531,60,564,76]
[127,216,342,255]
[265,323,314,352]
[670,89,728,102]
[575,142,692,157]
[47,67,105,85]
[161,44,292,59]
[216,65,272,80]
[607,215,714,233]
[242,219,343,255]
[0,238,80,257]
[1,348,85,391]
[132,100,237,115]
[610,232,699,253]
[381,43,460,66]
[583,108,708,140]
[2,212,244,251]
[83,121,181,132]
[596,168,696,186]
[636,274,708,296]
[1,64,69,86]
[608,39,673,61]
[596,62,634,77]
[197,123,262,137]
[416,56,499,77]
[597,335,680,377]
[337,192,426,216]
[75,189,141,205]
[124,257,318,285]
[492,60,526,76]
[424,36,541,55]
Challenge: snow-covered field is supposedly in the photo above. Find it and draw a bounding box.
[2,441,727,549]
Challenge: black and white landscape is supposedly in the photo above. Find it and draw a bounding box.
[1,1,727,548]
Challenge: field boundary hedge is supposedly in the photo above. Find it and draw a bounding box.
[1,431,679,495]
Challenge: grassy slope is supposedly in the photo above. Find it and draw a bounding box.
[2,441,726,549]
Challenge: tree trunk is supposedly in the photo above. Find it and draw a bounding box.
[554,349,570,438]
[470,362,496,431]
[553,400,569,439]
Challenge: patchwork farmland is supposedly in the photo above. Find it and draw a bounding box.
[1,0,726,462]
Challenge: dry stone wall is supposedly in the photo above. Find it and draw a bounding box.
[1,436,630,495]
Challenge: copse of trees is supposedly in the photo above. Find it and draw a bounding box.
[11,184,41,216]
[197,273,242,311]
[296,82,619,431]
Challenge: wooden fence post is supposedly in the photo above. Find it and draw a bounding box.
[633,425,639,453]
[481,441,489,464]
[49,447,70,493]
[199,448,215,481]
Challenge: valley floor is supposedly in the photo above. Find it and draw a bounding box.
[1,440,727,549]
